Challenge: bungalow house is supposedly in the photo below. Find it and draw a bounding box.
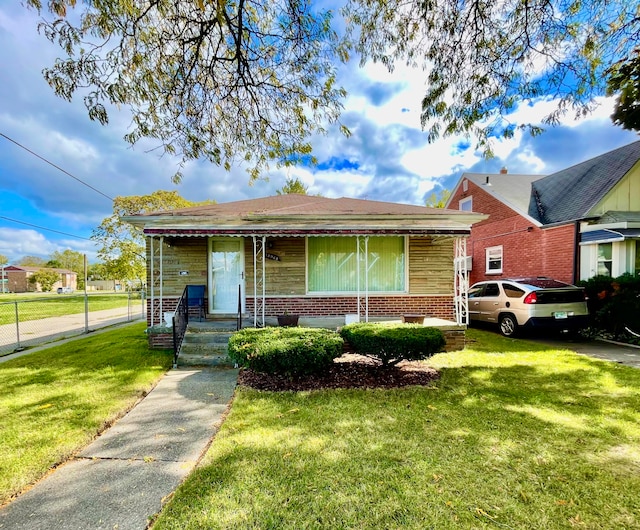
[447,140,640,285]
[4,266,78,293]
[123,195,486,344]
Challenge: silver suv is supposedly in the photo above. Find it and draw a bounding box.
[467,277,589,337]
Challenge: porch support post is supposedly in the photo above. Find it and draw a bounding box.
[356,236,360,322]
[252,236,266,327]
[454,236,469,325]
[150,236,155,326]
[357,236,369,322]
[159,235,164,324]
[364,236,369,322]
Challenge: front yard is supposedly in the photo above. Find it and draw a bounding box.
[154,330,640,529]
[1,326,639,528]
[0,323,172,505]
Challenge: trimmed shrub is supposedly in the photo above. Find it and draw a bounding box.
[340,322,446,366]
[228,327,344,376]
[578,273,640,343]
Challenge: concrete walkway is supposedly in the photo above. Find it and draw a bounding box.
[0,366,238,530]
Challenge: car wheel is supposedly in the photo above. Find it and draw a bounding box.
[499,314,518,337]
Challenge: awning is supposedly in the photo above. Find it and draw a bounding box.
[143,228,471,237]
[580,228,640,244]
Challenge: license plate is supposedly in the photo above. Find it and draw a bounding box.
[554,311,567,319]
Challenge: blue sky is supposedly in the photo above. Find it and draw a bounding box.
[0,3,638,264]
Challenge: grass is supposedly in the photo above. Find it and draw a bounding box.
[0,322,172,504]
[153,329,640,529]
[0,293,138,325]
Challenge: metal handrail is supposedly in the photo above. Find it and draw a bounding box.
[236,284,242,331]
[172,287,189,367]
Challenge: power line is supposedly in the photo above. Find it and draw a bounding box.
[0,216,93,241]
[0,132,114,202]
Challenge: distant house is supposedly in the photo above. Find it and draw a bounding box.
[447,141,640,284]
[4,266,78,293]
[123,194,485,331]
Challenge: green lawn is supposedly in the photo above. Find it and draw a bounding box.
[153,329,640,529]
[0,293,138,325]
[0,323,171,504]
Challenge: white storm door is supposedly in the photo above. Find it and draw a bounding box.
[208,238,245,313]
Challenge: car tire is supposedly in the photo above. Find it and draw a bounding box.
[499,314,518,337]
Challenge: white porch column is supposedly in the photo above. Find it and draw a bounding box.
[159,235,164,323]
[357,236,369,322]
[454,236,469,325]
[149,236,154,326]
[252,236,266,327]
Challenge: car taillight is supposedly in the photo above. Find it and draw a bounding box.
[523,292,538,304]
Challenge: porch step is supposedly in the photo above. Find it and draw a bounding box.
[178,329,235,367]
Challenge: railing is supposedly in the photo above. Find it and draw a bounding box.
[236,284,242,331]
[172,287,189,367]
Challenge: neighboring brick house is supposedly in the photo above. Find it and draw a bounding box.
[123,194,486,332]
[448,140,640,285]
[4,266,78,293]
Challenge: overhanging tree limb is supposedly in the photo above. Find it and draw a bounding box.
[27,0,348,181]
[343,0,640,150]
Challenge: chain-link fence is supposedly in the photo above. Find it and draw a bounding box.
[0,291,146,356]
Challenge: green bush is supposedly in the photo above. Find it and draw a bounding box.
[578,273,640,342]
[228,327,344,376]
[340,322,446,366]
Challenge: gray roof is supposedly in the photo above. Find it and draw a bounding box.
[463,173,544,216]
[528,140,640,224]
[125,194,487,236]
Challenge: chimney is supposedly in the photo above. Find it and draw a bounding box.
[500,166,508,174]
[485,175,490,185]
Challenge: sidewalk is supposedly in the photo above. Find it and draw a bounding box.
[0,306,145,355]
[0,366,238,530]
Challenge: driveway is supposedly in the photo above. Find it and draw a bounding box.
[531,336,640,368]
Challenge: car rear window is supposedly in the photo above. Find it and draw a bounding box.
[535,290,585,304]
[503,284,525,298]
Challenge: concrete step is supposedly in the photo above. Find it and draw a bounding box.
[182,332,233,345]
[187,321,240,333]
[177,327,235,368]
[177,351,234,368]
[180,341,228,355]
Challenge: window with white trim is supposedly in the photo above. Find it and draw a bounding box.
[307,236,406,293]
[597,243,612,276]
[485,246,503,274]
[459,197,473,211]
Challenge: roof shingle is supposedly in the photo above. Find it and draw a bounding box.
[528,140,640,224]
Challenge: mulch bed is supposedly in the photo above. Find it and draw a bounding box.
[237,354,440,392]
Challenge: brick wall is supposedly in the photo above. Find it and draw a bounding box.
[246,295,455,320]
[450,179,576,284]
[442,329,465,351]
[148,332,174,350]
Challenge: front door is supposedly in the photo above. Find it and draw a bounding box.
[208,238,245,314]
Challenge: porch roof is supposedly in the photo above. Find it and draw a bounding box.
[124,195,486,236]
